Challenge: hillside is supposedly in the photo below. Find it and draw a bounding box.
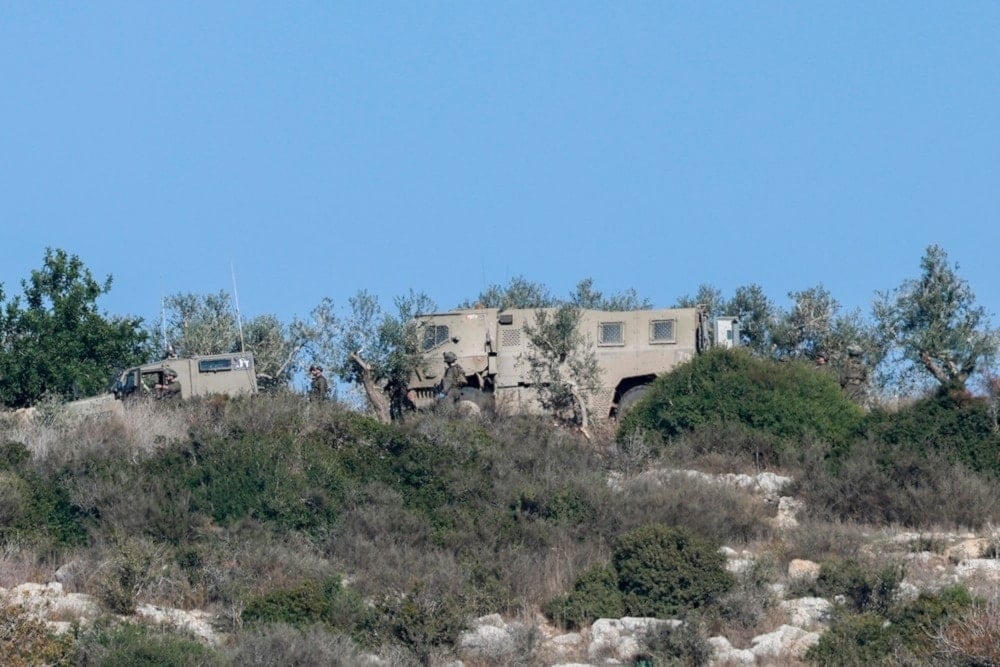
[2,361,999,665]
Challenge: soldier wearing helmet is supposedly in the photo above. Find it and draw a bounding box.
[840,346,867,404]
[154,368,181,398]
[439,351,467,403]
[308,364,329,402]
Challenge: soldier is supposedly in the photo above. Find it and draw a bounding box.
[840,345,867,404]
[308,365,329,401]
[813,351,830,371]
[439,351,467,403]
[154,368,181,398]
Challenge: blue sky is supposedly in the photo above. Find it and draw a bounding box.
[2,3,998,331]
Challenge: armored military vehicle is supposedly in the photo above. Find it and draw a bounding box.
[64,352,258,417]
[406,307,737,420]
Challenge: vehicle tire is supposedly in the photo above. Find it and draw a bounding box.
[617,384,650,417]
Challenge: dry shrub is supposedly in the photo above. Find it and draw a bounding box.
[614,474,772,545]
[90,536,175,613]
[935,588,1000,665]
[797,441,1000,529]
[227,624,376,666]
[0,602,75,666]
[776,519,868,566]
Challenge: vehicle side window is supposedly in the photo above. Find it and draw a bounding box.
[598,321,625,346]
[650,319,676,343]
[422,325,450,351]
[199,358,232,373]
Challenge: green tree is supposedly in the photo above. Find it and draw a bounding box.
[874,244,997,392]
[726,283,775,354]
[568,278,652,311]
[459,275,556,310]
[159,291,322,384]
[675,283,726,317]
[333,289,436,423]
[0,248,147,407]
[523,304,601,427]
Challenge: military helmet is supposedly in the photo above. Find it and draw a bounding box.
[164,368,177,378]
[847,345,863,357]
[443,351,457,364]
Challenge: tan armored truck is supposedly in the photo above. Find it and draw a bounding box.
[64,352,258,417]
[406,307,736,420]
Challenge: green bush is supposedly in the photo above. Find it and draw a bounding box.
[621,349,863,454]
[807,586,974,665]
[242,576,363,631]
[74,622,225,666]
[613,524,733,619]
[864,392,1000,476]
[806,558,904,615]
[545,564,624,630]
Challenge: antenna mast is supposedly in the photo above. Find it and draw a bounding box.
[231,261,246,354]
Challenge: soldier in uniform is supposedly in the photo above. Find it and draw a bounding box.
[813,351,830,371]
[439,351,467,403]
[840,345,867,404]
[154,368,181,398]
[308,365,329,401]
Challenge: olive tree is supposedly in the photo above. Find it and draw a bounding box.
[159,291,325,384]
[331,289,435,423]
[874,245,997,392]
[0,248,147,407]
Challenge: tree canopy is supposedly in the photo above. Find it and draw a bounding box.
[0,249,147,408]
[874,244,997,391]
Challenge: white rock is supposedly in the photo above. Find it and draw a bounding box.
[750,624,820,660]
[779,597,832,628]
[787,558,821,581]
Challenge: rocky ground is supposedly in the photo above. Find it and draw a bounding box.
[3,469,998,665]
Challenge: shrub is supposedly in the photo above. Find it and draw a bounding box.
[620,348,863,453]
[642,618,712,667]
[545,564,624,630]
[935,590,1000,666]
[227,624,371,666]
[73,622,225,666]
[613,524,733,619]
[0,603,75,666]
[807,558,904,615]
[808,586,974,665]
[373,580,471,664]
[241,576,363,631]
[864,392,1000,476]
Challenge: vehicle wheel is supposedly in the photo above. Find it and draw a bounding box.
[617,384,650,417]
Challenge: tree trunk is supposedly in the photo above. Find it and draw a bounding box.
[350,351,392,424]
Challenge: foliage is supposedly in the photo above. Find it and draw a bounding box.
[545,565,624,630]
[568,277,652,311]
[863,392,1000,476]
[0,248,148,408]
[807,558,904,615]
[642,619,712,667]
[727,283,775,354]
[74,622,225,666]
[160,291,324,383]
[373,580,471,663]
[620,348,864,453]
[612,524,733,619]
[0,441,86,549]
[459,275,557,310]
[0,603,76,666]
[874,244,997,391]
[522,304,600,424]
[331,289,434,415]
[242,576,364,630]
[807,586,973,665]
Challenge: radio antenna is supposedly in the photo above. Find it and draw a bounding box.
[231,261,246,354]
[160,279,169,356]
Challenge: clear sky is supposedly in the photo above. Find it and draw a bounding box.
[2,3,998,330]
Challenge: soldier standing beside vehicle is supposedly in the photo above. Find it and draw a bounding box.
[308,365,329,401]
[840,346,867,404]
[154,369,181,398]
[439,351,467,403]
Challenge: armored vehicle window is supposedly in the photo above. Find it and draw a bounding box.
[199,358,233,373]
[598,321,625,346]
[422,325,450,351]
[650,319,676,343]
